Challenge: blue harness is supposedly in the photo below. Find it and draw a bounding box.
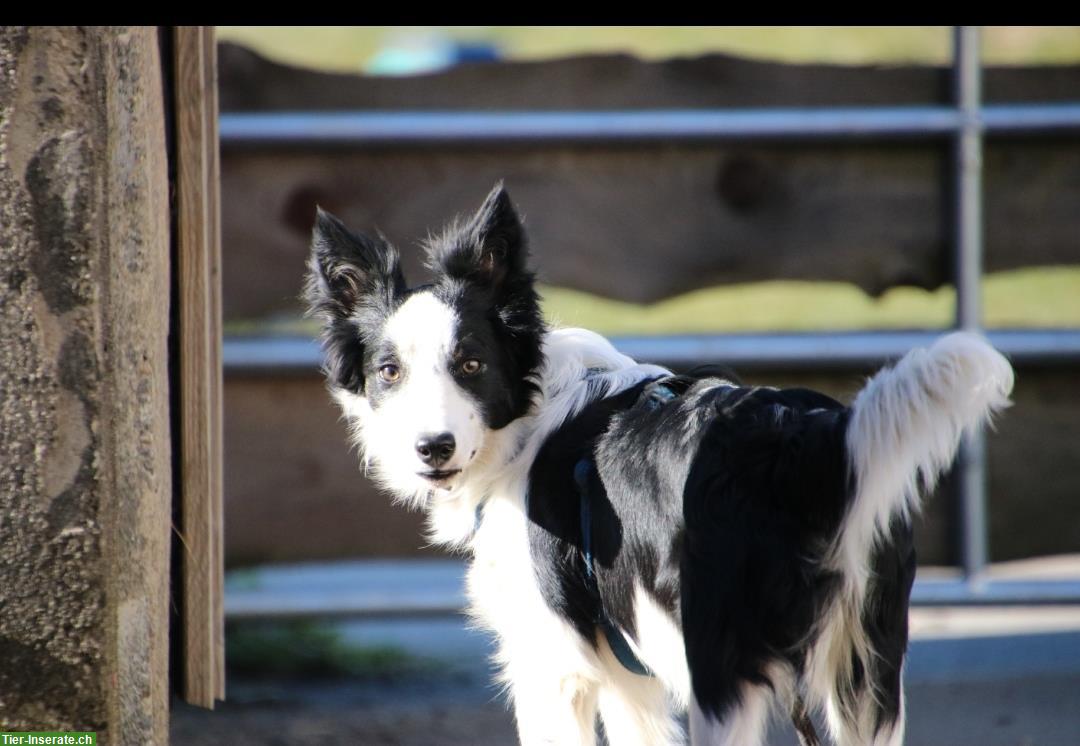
[575,380,681,677]
[574,458,654,676]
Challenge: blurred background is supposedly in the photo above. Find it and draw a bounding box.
[173,27,1080,745]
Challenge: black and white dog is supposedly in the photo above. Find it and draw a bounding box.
[305,184,1014,746]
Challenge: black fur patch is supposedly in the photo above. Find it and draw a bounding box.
[678,385,852,720]
[426,183,545,427]
[304,208,405,394]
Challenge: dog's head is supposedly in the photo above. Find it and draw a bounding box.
[305,184,545,501]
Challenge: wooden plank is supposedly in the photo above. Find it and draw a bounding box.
[174,25,222,709]
[202,24,226,704]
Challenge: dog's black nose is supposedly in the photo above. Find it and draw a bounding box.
[416,432,456,467]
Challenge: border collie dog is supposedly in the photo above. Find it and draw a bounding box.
[305,184,1014,746]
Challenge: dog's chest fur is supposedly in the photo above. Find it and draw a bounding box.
[466,488,602,682]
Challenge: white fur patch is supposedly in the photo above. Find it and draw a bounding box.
[595,632,685,746]
[631,584,691,711]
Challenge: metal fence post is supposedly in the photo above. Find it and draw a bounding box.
[954,26,989,587]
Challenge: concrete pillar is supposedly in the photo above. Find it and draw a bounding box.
[0,27,171,743]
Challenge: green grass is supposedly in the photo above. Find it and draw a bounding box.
[226,266,1080,338]
[217,26,1080,74]
[226,620,435,679]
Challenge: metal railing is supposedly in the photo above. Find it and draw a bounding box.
[219,104,1080,146]
[224,329,1080,375]
[220,27,1080,608]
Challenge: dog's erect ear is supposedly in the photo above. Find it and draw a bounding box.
[307,207,405,314]
[430,182,528,291]
[426,184,545,417]
[304,208,406,392]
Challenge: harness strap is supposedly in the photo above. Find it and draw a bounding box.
[644,381,679,408]
[575,458,654,677]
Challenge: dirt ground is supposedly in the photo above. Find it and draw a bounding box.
[177,581,1080,745]
[171,669,1080,746]
[171,670,518,746]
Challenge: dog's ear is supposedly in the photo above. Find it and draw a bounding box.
[304,208,405,392]
[307,207,405,313]
[430,182,529,292]
[428,184,545,411]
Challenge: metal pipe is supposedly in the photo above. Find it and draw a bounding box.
[910,578,1080,607]
[223,329,1080,376]
[954,26,989,585]
[955,27,984,333]
[218,103,1080,148]
[983,103,1080,132]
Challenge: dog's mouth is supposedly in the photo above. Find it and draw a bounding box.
[418,469,461,487]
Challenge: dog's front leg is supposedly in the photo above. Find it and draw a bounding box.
[505,664,600,746]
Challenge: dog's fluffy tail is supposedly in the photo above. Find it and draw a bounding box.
[838,332,1014,588]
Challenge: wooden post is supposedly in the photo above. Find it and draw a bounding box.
[174,25,226,708]
[0,27,173,740]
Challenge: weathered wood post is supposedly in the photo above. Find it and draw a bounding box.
[0,27,172,741]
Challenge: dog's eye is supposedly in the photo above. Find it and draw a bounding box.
[460,359,483,377]
[378,364,401,383]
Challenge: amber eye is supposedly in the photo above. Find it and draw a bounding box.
[378,364,401,383]
[460,359,482,377]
